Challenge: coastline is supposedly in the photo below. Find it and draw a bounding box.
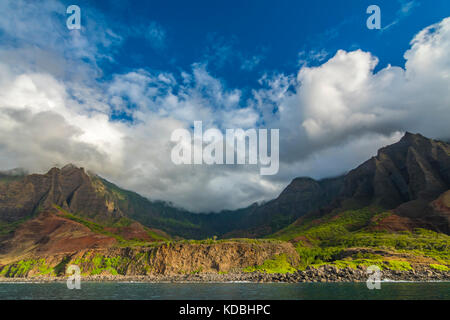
[1,266,448,283]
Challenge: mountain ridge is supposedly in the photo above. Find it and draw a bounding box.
[0,132,449,278]
[0,132,449,241]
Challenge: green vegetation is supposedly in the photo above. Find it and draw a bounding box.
[306,259,411,271]
[0,204,448,278]
[272,207,381,242]
[269,208,450,271]
[0,254,134,277]
[0,259,54,277]
[429,264,449,271]
[72,253,132,276]
[53,256,71,276]
[324,229,449,252]
[387,260,412,271]
[244,254,297,274]
[295,246,343,269]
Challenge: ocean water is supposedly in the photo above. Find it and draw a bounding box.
[0,282,448,300]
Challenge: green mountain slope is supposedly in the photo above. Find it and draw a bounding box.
[270,206,449,270]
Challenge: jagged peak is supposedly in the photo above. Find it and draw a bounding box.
[376,132,436,158]
[61,163,85,172]
[44,164,86,177]
[399,131,427,143]
[291,177,317,183]
[61,163,77,170]
[398,132,450,147]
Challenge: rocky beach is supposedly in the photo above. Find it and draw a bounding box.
[1,265,448,283]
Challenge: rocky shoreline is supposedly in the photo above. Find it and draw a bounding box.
[0,266,448,283]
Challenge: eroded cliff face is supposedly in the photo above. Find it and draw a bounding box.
[0,164,122,225]
[342,132,450,208]
[0,241,299,277]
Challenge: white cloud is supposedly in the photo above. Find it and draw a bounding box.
[297,49,329,67]
[255,17,450,173]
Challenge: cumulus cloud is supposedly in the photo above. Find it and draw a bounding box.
[0,63,125,174]
[264,18,450,185]
[289,17,450,149]
[0,0,449,212]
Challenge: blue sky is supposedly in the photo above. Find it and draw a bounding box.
[0,0,449,212]
[69,0,449,91]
